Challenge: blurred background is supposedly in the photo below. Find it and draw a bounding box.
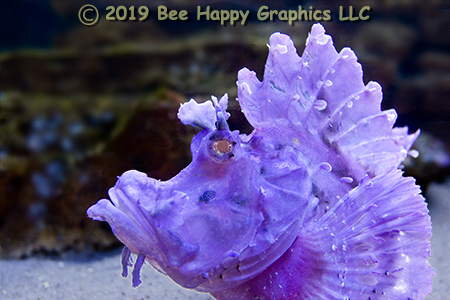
[0,0,448,269]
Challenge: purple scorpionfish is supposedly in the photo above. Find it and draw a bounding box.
[87,24,434,299]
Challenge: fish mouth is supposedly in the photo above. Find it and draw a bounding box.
[87,170,189,267]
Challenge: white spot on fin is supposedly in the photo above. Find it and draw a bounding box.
[291,94,300,101]
[387,112,396,122]
[393,279,408,293]
[276,44,288,54]
[408,149,419,158]
[316,33,330,45]
[242,82,252,95]
[319,162,332,172]
[340,177,354,184]
[314,100,328,111]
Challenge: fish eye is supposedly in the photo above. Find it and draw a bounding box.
[213,139,233,154]
[207,131,237,163]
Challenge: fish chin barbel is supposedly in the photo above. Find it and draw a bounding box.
[87,24,433,299]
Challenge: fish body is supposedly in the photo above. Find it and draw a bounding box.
[87,24,433,299]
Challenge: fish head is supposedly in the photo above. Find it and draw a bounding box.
[87,94,311,291]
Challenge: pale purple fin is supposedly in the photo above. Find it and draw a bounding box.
[213,170,433,299]
[121,246,132,278]
[132,252,146,288]
[237,24,419,176]
[309,169,434,299]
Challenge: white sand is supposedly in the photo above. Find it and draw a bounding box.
[0,249,213,300]
[426,178,450,300]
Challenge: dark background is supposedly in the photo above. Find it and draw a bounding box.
[0,0,449,258]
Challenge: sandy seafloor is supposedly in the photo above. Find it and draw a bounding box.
[1,178,448,300]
